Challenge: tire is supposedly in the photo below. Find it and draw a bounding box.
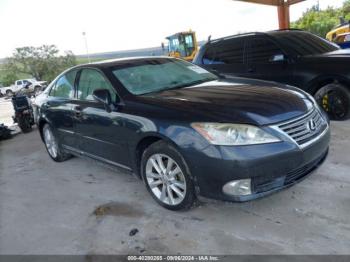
[0,125,11,140]
[6,90,13,97]
[42,123,71,162]
[141,141,196,211]
[18,116,32,133]
[314,83,350,120]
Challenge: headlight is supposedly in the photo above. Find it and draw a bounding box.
[191,123,280,146]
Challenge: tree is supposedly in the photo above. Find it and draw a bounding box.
[4,45,76,83]
[291,0,350,38]
[0,70,18,87]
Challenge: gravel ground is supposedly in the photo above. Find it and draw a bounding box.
[0,98,349,255]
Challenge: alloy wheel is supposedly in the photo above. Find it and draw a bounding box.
[145,154,186,206]
[43,126,58,158]
[324,92,347,119]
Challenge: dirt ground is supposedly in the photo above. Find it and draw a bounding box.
[0,97,349,255]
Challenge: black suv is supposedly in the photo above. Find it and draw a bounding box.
[194,30,350,120]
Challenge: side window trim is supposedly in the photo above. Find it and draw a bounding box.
[74,69,82,99]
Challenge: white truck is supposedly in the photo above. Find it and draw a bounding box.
[0,79,47,97]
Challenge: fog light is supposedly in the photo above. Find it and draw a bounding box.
[222,179,252,196]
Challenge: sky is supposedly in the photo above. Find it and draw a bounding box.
[0,0,345,58]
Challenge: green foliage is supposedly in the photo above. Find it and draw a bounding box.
[1,70,18,87]
[291,0,350,38]
[3,45,77,83]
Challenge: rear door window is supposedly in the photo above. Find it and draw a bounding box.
[203,37,245,65]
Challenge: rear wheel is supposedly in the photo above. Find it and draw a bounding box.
[6,90,13,97]
[42,124,71,162]
[18,116,32,133]
[141,141,196,210]
[314,83,350,120]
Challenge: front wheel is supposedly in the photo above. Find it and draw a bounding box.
[42,124,71,162]
[141,141,196,211]
[314,83,350,120]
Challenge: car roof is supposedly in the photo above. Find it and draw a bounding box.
[75,56,175,69]
[207,29,307,44]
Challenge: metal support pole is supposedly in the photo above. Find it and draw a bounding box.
[277,2,290,29]
[82,32,91,63]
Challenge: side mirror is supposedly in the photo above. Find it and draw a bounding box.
[92,89,112,112]
[24,83,31,89]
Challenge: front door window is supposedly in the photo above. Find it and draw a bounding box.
[77,69,117,102]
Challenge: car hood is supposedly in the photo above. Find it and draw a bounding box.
[138,79,314,125]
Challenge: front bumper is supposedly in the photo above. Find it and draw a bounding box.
[182,125,330,202]
[234,148,328,201]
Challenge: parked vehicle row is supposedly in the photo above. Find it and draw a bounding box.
[193,29,350,120]
[0,79,47,97]
[33,57,330,210]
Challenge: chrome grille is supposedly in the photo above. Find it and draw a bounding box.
[275,108,328,147]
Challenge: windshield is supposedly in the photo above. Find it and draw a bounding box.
[112,59,217,95]
[276,31,339,56]
[168,37,180,52]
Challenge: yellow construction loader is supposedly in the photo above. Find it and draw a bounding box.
[326,17,350,42]
[165,30,198,61]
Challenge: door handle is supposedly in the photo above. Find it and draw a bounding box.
[73,105,82,117]
[248,68,256,73]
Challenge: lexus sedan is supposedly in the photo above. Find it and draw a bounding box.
[34,57,330,210]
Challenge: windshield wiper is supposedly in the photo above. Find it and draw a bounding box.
[140,78,217,95]
[168,78,217,90]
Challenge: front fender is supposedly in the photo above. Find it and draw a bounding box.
[307,74,350,94]
[36,113,54,142]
